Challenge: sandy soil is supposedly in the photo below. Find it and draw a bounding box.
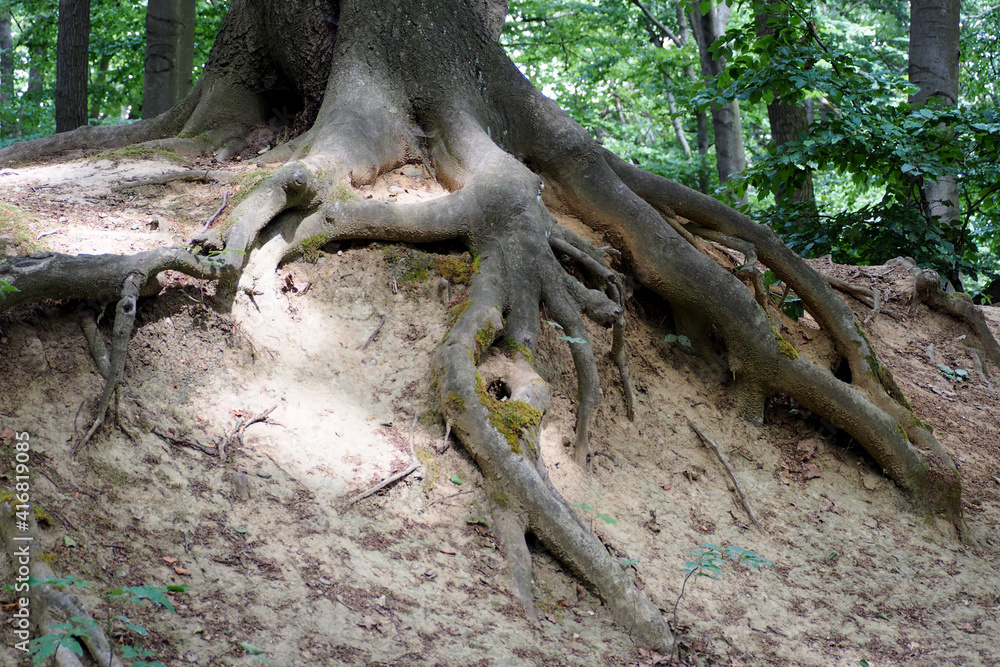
[1,154,998,667]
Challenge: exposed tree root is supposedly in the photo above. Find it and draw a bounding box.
[0,0,981,653]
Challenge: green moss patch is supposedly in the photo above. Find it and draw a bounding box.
[774,331,799,359]
[476,376,542,453]
[434,253,477,285]
[501,337,534,365]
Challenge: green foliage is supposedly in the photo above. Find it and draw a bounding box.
[706,0,1000,290]
[673,543,772,625]
[504,0,713,190]
[23,577,187,667]
[571,502,617,524]
[937,364,969,383]
[662,333,692,347]
[0,280,17,299]
[1,1,226,145]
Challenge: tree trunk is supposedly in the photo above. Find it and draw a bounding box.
[0,12,13,108]
[909,0,962,287]
[688,0,746,185]
[767,101,816,209]
[757,0,817,214]
[142,0,197,119]
[0,0,977,651]
[56,0,91,133]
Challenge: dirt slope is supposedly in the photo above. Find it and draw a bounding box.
[1,156,998,667]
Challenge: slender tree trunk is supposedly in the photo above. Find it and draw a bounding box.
[56,0,91,133]
[757,1,817,214]
[908,0,962,287]
[0,12,13,107]
[688,0,746,185]
[143,0,197,119]
[89,55,111,123]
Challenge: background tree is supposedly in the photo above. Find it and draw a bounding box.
[0,0,991,652]
[688,0,746,187]
[908,0,962,287]
[142,0,196,119]
[55,0,90,132]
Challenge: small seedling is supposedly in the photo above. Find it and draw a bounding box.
[937,364,969,383]
[673,544,772,628]
[571,502,617,524]
[23,576,188,667]
[0,280,17,299]
[663,334,692,348]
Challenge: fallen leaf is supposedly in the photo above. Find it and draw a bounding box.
[796,438,820,460]
[803,463,822,479]
[661,484,672,491]
[173,566,191,575]
[556,599,571,607]
[439,547,456,555]
[0,427,14,441]
[162,556,178,564]
[240,642,265,655]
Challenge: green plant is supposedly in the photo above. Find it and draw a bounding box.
[672,544,773,627]
[937,364,969,383]
[24,576,188,667]
[571,502,617,525]
[662,334,692,348]
[0,280,17,299]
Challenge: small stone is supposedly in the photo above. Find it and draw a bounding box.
[59,216,68,223]
[863,476,878,491]
[22,336,48,374]
[387,185,405,194]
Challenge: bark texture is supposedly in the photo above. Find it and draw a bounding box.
[142,0,197,119]
[0,0,976,651]
[688,0,746,186]
[56,0,91,133]
[908,0,961,284]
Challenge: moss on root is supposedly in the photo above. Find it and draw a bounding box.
[772,329,798,359]
[475,375,542,454]
[300,235,329,263]
[501,336,534,365]
[475,323,496,358]
[232,170,273,206]
[434,252,477,285]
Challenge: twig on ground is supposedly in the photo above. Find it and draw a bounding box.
[361,312,386,350]
[37,228,64,239]
[225,404,278,462]
[152,428,219,456]
[343,416,422,508]
[687,418,764,532]
[198,190,230,234]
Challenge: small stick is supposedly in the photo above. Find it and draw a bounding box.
[343,416,422,508]
[199,190,231,234]
[225,404,278,462]
[361,313,386,350]
[37,228,64,239]
[687,418,764,532]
